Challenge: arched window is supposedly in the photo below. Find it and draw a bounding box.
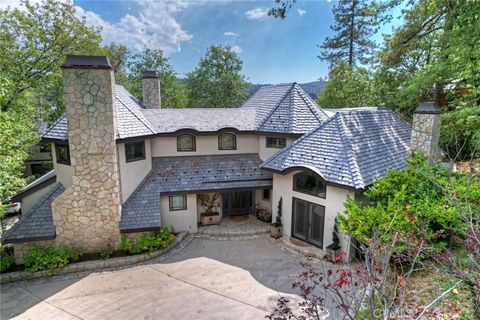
[293,172,326,198]
[218,133,236,150]
[177,134,196,152]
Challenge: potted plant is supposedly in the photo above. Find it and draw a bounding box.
[326,219,342,263]
[198,193,221,226]
[271,197,283,239]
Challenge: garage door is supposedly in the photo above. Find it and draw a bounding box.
[292,198,325,248]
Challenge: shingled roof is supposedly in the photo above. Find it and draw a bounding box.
[120,154,272,232]
[243,83,329,134]
[1,184,64,244]
[43,83,328,142]
[261,108,412,190]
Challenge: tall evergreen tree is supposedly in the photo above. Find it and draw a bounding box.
[319,0,380,67]
[186,45,248,108]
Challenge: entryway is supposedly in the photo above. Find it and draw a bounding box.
[292,198,325,248]
[222,190,254,216]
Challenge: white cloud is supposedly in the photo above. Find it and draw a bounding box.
[230,45,242,54]
[224,31,238,37]
[245,8,269,20]
[297,8,306,16]
[75,1,192,55]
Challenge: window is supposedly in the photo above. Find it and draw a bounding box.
[125,141,145,162]
[55,144,70,165]
[293,172,326,198]
[263,189,271,200]
[177,134,196,152]
[266,137,286,149]
[169,195,187,211]
[218,133,236,150]
[39,144,51,153]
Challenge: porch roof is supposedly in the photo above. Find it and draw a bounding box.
[120,153,272,232]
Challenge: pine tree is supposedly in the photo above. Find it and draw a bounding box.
[319,0,379,67]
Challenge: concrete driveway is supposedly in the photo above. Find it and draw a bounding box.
[1,238,304,320]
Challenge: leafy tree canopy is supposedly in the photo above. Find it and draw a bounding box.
[338,154,480,250]
[0,0,103,122]
[185,45,249,108]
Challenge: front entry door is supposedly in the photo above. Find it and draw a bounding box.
[223,191,254,216]
[292,198,325,248]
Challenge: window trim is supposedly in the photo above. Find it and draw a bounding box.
[177,134,196,152]
[125,141,146,163]
[55,144,71,165]
[218,133,237,150]
[266,137,287,149]
[293,172,327,199]
[169,194,187,211]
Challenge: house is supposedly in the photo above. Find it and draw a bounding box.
[0,55,442,263]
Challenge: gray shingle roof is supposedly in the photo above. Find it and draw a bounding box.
[243,83,329,134]
[42,114,68,141]
[141,108,256,133]
[261,108,412,189]
[120,153,272,232]
[1,184,64,244]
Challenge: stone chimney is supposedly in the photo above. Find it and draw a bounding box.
[51,55,122,251]
[142,71,161,109]
[410,102,442,163]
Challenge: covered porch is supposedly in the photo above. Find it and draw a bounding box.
[197,215,271,239]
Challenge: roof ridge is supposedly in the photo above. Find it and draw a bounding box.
[293,84,329,123]
[42,114,67,139]
[335,114,365,189]
[0,183,63,243]
[257,82,296,130]
[116,96,156,135]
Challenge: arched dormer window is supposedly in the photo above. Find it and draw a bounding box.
[218,133,236,150]
[293,172,326,198]
[177,134,196,152]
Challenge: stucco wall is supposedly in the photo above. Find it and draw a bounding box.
[118,140,152,203]
[160,194,197,233]
[258,136,295,161]
[151,134,259,157]
[51,143,73,188]
[255,189,272,212]
[197,192,223,220]
[21,183,57,214]
[271,172,355,260]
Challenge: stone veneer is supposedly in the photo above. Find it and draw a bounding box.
[142,71,161,109]
[51,60,122,252]
[410,104,442,163]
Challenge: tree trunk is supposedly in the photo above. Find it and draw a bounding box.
[348,0,356,66]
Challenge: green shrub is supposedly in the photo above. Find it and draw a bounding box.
[0,254,15,273]
[99,247,113,260]
[24,246,83,272]
[121,226,175,255]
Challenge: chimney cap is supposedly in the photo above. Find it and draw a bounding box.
[142,71,158,79]
[62,55,112,70]
[414,102,441,114]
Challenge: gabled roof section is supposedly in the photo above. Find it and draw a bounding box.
[261,108,412,189]
[12,170,56,202]
[42,114,68,141]
[243,83,329,134]
[1,183,64,244]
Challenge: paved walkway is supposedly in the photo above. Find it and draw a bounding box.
[1,238,307,320]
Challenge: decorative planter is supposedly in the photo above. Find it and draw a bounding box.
[326,247,342,263]
[201,212,221,226]
[270,224,282,239]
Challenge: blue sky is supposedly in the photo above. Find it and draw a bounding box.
[68,1,401,84]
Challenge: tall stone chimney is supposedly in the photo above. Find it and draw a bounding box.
[51,55,122,251]
[142,71,161,109]
[410,102,442,163]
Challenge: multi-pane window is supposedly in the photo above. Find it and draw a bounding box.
[263,189,271,200]
[55,144,70,165]
[169,195,187,211]
[177,134,196,152]
[125,141,145,162]
[266,137,286,149]
[293,172,326,198]
[218,133,236,150]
